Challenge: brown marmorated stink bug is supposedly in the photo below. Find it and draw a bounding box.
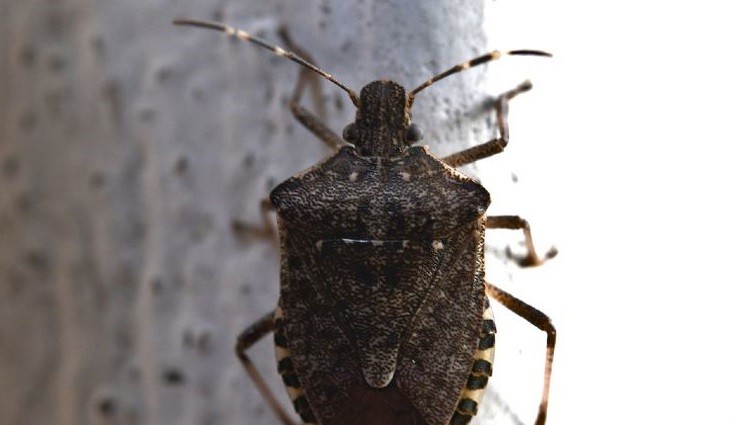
[174,18,558,425]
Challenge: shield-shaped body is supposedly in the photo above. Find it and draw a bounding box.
[271,146,494,424]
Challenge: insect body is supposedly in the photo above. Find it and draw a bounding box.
[174,18,557,425]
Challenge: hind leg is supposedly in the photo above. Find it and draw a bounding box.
[236,310,299,425]
[485,283,556,425]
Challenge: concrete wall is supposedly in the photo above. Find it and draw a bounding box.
[0,0,538,424]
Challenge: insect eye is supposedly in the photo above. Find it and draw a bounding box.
[343,123,358,142]
[405,123,423,143]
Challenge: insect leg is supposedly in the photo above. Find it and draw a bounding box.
[236,310,298,425]
[231,198,278,246]
[485,283,555,425]
[442,80,533,168]
[277,28,344,150]
[486,215,557,267]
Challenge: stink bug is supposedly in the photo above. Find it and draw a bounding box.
[174,18,557,425]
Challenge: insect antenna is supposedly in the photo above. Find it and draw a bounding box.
[173,19,360,106]
[407,49,551,107]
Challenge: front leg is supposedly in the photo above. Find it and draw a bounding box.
[443,80,533,167]
[278,28,343,149]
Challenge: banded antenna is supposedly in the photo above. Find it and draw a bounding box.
[173,19,360,106]
[407,49,551,108]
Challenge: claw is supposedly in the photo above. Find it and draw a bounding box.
[506,245,558,268]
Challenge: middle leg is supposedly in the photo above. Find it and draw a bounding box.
[486,215,557,267]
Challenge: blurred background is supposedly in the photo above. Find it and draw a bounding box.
[1,0,738,424]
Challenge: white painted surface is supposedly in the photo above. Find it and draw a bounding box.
[481,1,740,424]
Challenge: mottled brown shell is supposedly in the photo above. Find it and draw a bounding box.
[271,146,490,424]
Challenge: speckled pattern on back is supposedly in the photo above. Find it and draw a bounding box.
[271,146,490,424]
